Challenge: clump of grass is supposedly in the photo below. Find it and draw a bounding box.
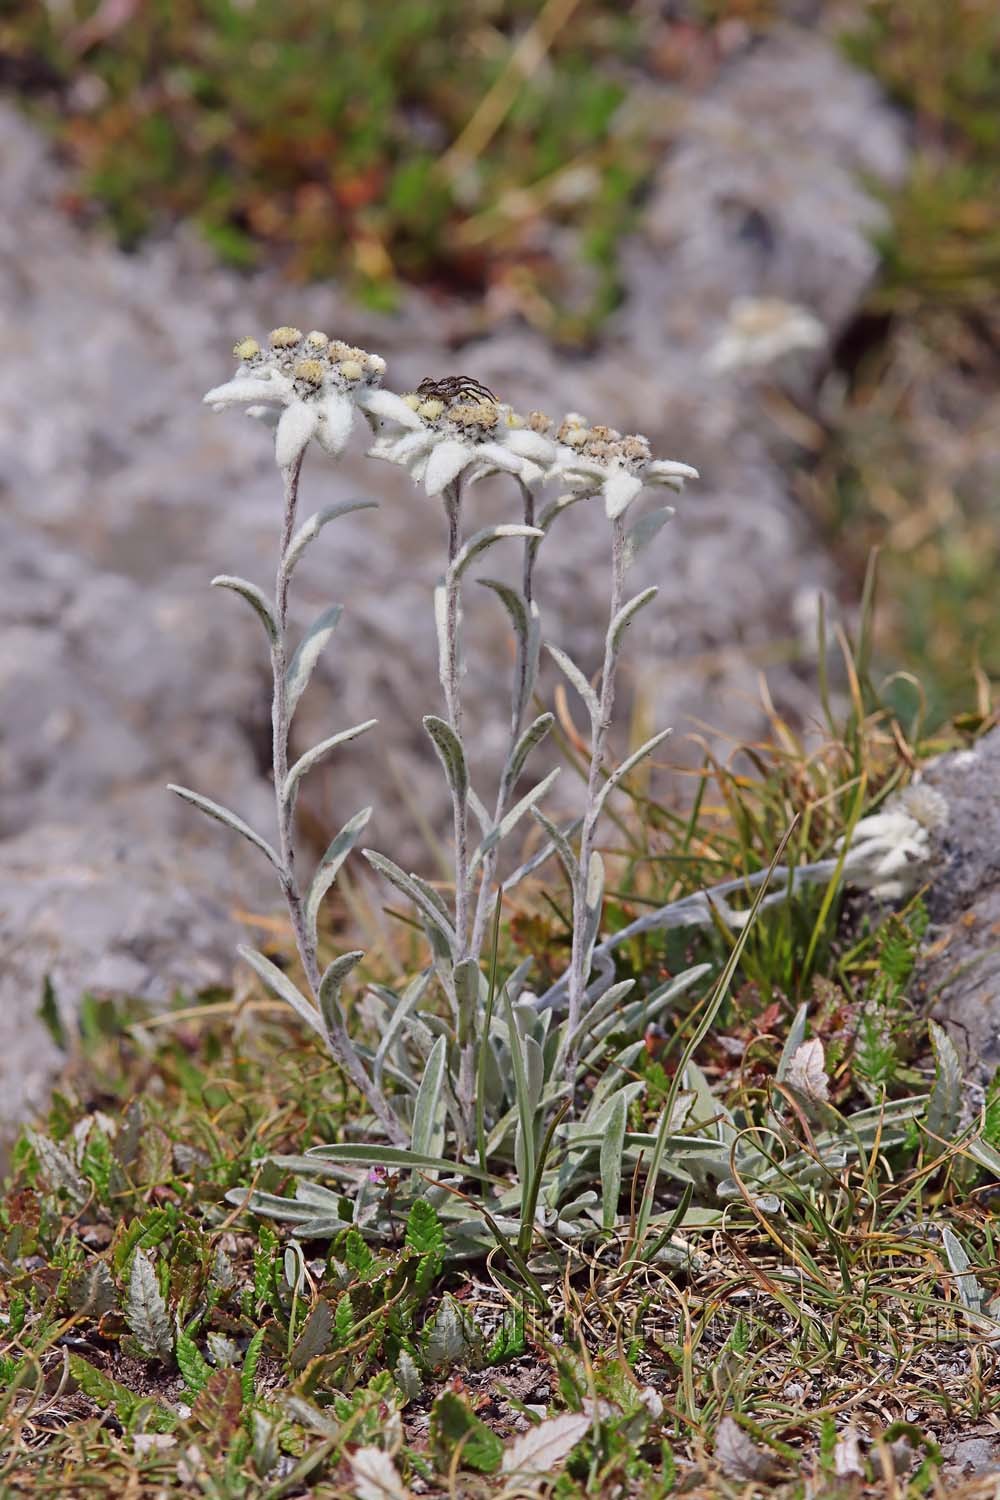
[2,0,651,338]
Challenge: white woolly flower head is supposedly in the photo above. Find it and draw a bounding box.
[203,328,417,470]
[706,297,827,374]
[368,379,537,495]
[544,415,699,520]
[839,782,949,902]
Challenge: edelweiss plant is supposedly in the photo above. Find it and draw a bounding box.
[180,323,830,1261]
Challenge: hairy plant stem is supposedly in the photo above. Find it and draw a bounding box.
[469,479,537,960]
[272,458,406,1145]
[441,483,477,1140]
[565,514,628,1065]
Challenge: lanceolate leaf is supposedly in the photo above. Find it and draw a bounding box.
[283,500,378,577]
[411,1035,448,1161]
[504,712,554,786]
[608,586,658,652]
[211,575,277,642]
[305,806,372,942]
[362,850,457,951]
[470,769,560,873]
[448,525,543,584]
[624,505,673,570]
[544,644,599,725]
[423,716,468,802]
[319,951,364,1036]
[593,727,672,817]
[600,1092,627,1230]
[286,604,343,720]
[282,720,377,803]
[238,946,323,1039]
[168,785,282,872]
[927,1020,963,1141]
[531,808,579,887]
[477,578,529,646]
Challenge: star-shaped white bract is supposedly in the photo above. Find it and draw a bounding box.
[203,328,421,470]
[838,784,948,902]
[521,415,699,520]
[368,393,537,495]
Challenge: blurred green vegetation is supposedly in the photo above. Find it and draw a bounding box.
[0,0,653,339]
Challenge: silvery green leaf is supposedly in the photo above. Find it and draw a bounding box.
[373,968,434,1090]
[286,604,343,720]
[470,768,560,874]
[502,986,536,1192]
[601,1092,628,1231]
[531,809,579,887]
[593,727,672,817]
[467,787,492,838]
[423,1294,469,1371]
[448,524,543,584]
[535,492,586,544]
[211,575,277,642]
[305,806,372,943]
[319,951,364,1036]
[545,644,598,725]
[511,814,582,890]
[168,785,283,873]
[283,719,377,803]
[684,1058,738,1148]
[583,852,605,961]
[608,586,658,653]
[477,577,529,645]
[300,1143,497,1182]
[411,1035,447,1161]
[423,715,468,802]
[941,1225,985,1312]
[453,958,481,1048]
[125,1249,173,1361]
[623,506,674,570]
[926,1020,963,1140]
[564,979,635,1057]
[238,945,323,1039]
[284,500,378,577]
[775,1003,810,1083]
[504,712,554,786]
[524,1035,544,1115]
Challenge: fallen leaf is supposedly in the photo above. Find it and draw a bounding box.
[349,1446,410,1500]
[502,1413,591,1475]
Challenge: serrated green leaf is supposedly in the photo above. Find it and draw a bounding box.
[241,1327,266,1405]
[343,1227,375,1276]
[430,1390,503,1474]
[124,1249,173,1362]
[211,575,276,641]
[406,1198,445,1260]
[332,1292,354,1348]
[68,1355,175,1432]
[291,1298,335,1369]
[176,1327,212,1397]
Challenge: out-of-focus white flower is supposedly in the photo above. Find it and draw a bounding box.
[839,783,948,902]
[203,328,418,469]
[547,415,698,520]
[368,390,539,495]
[706,297,826,374]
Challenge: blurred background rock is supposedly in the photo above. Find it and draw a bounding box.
[0,0,996,1123]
